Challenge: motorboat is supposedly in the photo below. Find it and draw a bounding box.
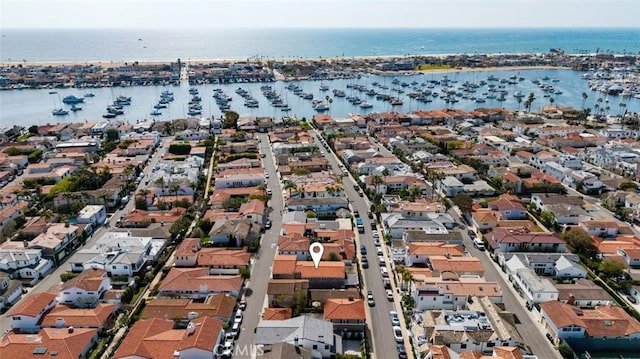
[150,110,162,116]
[62,95,85,104]
[52,108,69,116]
[70,104,83,112]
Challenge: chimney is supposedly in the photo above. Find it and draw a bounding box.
[173,350,180,358]
[567,294,576,306]
[23,240,29,248]
[348,295,354,301]
[294,336,300,347]
[67,326,74,333]
[186,322,195,335]
[55,318,65,328]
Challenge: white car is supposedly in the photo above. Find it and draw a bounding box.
[265,173,270,178]
[386,289,394,301]
[221,340,234,357]
[390,311,400,325]
[393,325,403,343]
[234,310,243,325]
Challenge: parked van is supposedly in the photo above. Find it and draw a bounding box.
[473,237,485,251]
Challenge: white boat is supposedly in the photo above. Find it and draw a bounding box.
[52,108,69,116]
[359,102,373,109]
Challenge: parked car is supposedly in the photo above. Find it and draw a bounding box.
[467,229,477,238]
[390,311,400,325]
[392,326,403,343]
[386,290,394,301]
[360,245,367,255]
[234,310,243,325]
[264,220,272,229]
[238,300,247,311]
[230,322,241,339]
[361,256,369,268]
[354,210,360,217]
[473,237,485,251]
[368,212,374,219]
[367,291,375,307]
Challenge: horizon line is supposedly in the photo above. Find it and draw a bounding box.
[3,26,640,31]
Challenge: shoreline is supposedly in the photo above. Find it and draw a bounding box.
[0,52,601,68]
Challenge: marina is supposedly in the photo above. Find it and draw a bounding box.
[2,68,639,126]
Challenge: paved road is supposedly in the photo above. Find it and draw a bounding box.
[449,209,561,359]
[0,138,172,333]
[311,130,402,359]
[233,133,284,359]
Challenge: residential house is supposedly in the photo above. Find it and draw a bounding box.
[428,255,485,277]
[471,210,500,233]
[267,279,310,308]
[255,316,343,359]
[488,195,527,220]
[6,292,57,333]
[579,220,620,238]
[26,223,80,264]
[617,247,640,268]
[555,279,613,308]
[531,194,584,212]
[39,303,116,330]
[141,294,236,322]
[485,228,565,253]
[416,297,522,355]
[214,168,265,189]
[196,247,252,275]
[323,297,366,333]
[113,317,224,359]
[438,176,464,197]
[0,327,98,359]
[239,198,266,224]
[404,242,465,267]
[411,277,502,311]
[0,248,54,284]
[69,231,163,278]
[511,267,559,306]
[285,197,349,216]
[173,238,201,267]
[545,203,588,225]
[540,300,640,349]
[0,272,22,312]
[158,268,242,298]
[57,268,111,308]
[76,205,107,227]
[499,252,586,279]
[208,218,259,246]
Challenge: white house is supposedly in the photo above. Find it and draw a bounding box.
[0,248,54,283]
[578,220,619,238]
[500,253,586,279]
[76,205,107,226]
[255,316,343,359]
[412,277,502,311]
[6,292,57,333]
[437,176,464,197]
[544,161,571,181]
[512,268,558,307]
[617,247,640,268]
[0,273,22,312]
[58,268,111,308]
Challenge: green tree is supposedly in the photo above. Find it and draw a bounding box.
[105,128,120,142]
[223,111,240,129]
[540,211,556,228]
[452,193,473,214]
[293,290,308,316]
[561,227,596,256]
[239,267,251,280]
[168,182,181,201]
[618,181,638,191]
[28,125,39,134]
[292,167,311,176]
[598,259,625,278]
[524,92,536,113]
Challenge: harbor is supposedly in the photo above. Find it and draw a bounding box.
[1,67,639,127]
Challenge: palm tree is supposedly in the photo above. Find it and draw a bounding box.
[524,92,536,113]
[283,180,297,198]
[168,182,181,201]
[401,270,414,292]
[154,177,166,197]
[549,97,555,106]
[581,92,588,110]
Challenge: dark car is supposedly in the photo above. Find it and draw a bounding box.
[361,256,369,268]
[360,245,367,255]
[354,210,360,217]
[467,229,477,238]
[264,220,272,229]
[368,212,374,219]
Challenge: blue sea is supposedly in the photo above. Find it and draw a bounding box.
[1,28,639,63]
[1,28,639,127]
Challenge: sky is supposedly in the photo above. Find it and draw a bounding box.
[1,0,639,29]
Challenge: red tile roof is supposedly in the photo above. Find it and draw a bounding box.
[159,268,242,293]
[263,307,293,321]
[6,292,57,317]
[40,303,116,328]
[197,247,251,267]
[113,317,224,359]
[323,298,366,321]
[0,327,97,359]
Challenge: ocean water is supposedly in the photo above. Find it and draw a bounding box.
[1,69,639,127]
[1,28,639,63]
